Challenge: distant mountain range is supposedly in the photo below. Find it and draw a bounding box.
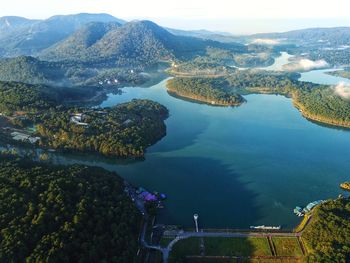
[0,13,246,67]
[0,13,124,57]
[251,27,350,46]
[0,13,349,70]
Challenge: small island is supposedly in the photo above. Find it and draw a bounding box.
[166,77,245,106]
[340,182,350,191]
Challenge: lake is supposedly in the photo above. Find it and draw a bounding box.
[2,55,350,229]
[54,68,350,229]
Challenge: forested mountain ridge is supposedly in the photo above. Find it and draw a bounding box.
[40,21,122,60]
[0,13,122,57]
[41,20,246,66]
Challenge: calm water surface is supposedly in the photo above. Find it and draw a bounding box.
[56,71,350,229]
[3,55,350,229]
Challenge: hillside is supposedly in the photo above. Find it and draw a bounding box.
[41,20,245,66]
[0,55,148,86]
[302,197,350,262]
[0,155,141,262]
[0,56,68,85]
[41,22,121,60]
[0,13,122,57]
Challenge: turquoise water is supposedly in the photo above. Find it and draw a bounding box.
[259,52,293,71]
[300,68,350,85]
[2,56,350,228]
[53,73,350,229]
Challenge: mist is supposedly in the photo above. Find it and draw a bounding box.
[334,82,350,100]
[283,59,329,72]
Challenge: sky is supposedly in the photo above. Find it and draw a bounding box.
[1,0,350,34]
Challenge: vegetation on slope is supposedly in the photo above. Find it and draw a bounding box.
[167,77,244,106]
[0,56,67,85]
[0,155,141,262]
[33,99,169,157]
[0,81,57,113]
[0,81,98,114]
[294,87,350,128]
[41,20,245,67]
[302,197,350,262]
[0,81,169,158]
[0,56,148,86]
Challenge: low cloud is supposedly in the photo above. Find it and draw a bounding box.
[252,38,280,45]
[283,59,329,72]
[334,82,350,100]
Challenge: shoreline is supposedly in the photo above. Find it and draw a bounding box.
[292,97,350,129]
[167,89,243,107]
[242,88,350,129]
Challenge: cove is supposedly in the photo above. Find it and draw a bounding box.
[52,74,350,229]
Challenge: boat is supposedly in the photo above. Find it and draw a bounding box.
[250,225,281,230]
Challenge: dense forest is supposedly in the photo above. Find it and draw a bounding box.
[0,155,141,262]
[294,87,350,128]
[0,56,149,86]
[32,99,169,157]
[0,81,169,158]
[0,81,99,114]
[302,197,350,262]
[167,77,244,106]
[225,70,305,94]
[41,20,245,67]
[0,81,57,113]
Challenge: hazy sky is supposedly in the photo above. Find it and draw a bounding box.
[1,0,350,34]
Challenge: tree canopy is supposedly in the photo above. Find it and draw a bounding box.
[0,155,141,262]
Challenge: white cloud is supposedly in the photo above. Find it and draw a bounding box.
[283,59,329,72]
[251,38,280,45]
[334,82,350,100]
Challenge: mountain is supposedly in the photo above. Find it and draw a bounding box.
[0,16,38,36]
[0,56,67,85]
[40,21,121,60]
[0,13,123,57]
[41,20,245,66]
[251,27,350,46]
[166,27,243,43]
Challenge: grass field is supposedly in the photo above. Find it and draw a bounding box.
[169,236,304,263]
[204,237,271,257]
[160,236,176,247]
[169,237,201,262]
[272,237,303,256]
[185,259,302,263]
